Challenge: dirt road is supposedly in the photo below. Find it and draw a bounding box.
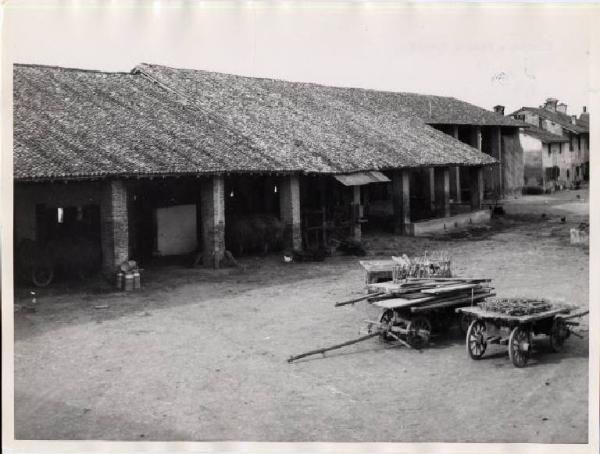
[13,190,589,442]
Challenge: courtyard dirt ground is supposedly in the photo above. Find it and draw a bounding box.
[13,189,590,442]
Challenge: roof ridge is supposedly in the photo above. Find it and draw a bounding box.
[133,62,451,99]
[14,63,132,75]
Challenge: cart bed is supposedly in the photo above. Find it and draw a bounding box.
[457,306,571,324]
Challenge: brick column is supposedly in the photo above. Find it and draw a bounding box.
[392,169,411,235]
[469,167,484,210]
[100,179,130,275]
[280,175,302,251]
[434,167,451,218]
[451,126,462,202]
[200,176,225,268]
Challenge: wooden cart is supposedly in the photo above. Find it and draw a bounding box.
[456,305,588,368]
[365,279,494,348]
[288,278,494,362]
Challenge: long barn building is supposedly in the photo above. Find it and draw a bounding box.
[13,64,526,276]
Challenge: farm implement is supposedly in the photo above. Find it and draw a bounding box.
[287,276,494,363]
[458,298,589,368]
[287,253,587,365]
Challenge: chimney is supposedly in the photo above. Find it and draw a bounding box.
[544,97,558,112]
[571,115,577,125]
[557,102,568,114]
[580,106,589,122]
[493,105,505,115]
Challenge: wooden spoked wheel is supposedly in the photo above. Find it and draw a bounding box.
[379,310,396,342]
[509,326,531,368]
[550,318,570,353]
[466,320,487,360]
[406,316,432,349]
[32,263,54,287]
[458,313,471,335]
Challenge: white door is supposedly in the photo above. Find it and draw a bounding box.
[155,204,198,256]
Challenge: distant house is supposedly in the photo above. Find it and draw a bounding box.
[519,126,570,192]
[512,98,590,189]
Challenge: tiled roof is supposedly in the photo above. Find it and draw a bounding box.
[522,126,569,143]
[381,92,527,127]
[513,107,589,134]
[14,63,496,181]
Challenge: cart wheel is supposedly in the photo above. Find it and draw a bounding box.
[458,313,471,335]
[466,320,487,360]
[550,318,570,353]
[379,310,396,342]
[508,326,531,368]
[32,263,54,287]
[406,316,432,349]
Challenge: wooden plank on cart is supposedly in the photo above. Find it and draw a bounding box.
[421,283,482,294]
[373,296,438,309]
[358,260,396,272]
[406,277,492,283]
[366,282,423,294]
[411,292,496,312]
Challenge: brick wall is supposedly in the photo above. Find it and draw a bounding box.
[501,131,525,197]
[200,176,225,268]
[100,180,130,274]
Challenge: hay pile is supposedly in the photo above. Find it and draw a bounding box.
[226,214,283,256]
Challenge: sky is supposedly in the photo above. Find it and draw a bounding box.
[2,1,596,116]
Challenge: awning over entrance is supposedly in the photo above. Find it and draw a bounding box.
[334,171,391,186]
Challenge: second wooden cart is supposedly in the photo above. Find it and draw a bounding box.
[456,305,588,368]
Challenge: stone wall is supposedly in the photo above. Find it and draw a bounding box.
[501,130,525,197]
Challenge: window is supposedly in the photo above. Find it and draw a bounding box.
[548,144,552,156]
[57,207,64,224]
[567,169,570,179]
[578,136,581,150]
